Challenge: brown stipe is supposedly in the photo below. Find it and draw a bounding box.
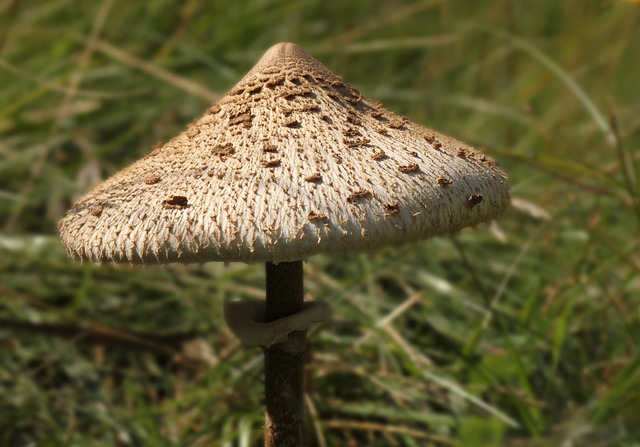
[264,261,306,447]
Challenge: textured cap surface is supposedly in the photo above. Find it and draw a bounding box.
[59,42,510,265]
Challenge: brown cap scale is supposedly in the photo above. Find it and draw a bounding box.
[58,42,509,266]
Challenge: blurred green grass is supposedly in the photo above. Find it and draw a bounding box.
[1,0,640,445]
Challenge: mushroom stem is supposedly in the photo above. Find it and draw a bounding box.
[264,260,307,447]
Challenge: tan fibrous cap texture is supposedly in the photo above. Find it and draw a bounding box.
[59,42,510,265]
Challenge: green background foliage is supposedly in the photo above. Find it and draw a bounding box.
[1,0,639,445]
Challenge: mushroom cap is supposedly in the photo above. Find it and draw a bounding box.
[59,42,510,265]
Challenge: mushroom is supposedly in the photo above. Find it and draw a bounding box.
[58,42,510,446]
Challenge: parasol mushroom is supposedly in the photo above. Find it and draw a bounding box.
[59,42,510,446]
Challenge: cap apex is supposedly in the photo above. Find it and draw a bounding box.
[253,42,316,71]
[264,42,306,58]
